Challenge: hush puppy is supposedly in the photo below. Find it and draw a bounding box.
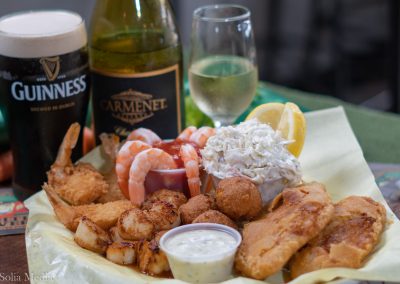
[193,209,238,230]
[179,194,216,224]
[216,177,262,220]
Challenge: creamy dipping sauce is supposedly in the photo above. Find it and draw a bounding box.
[165,229,237,259]
[160,224,241,283]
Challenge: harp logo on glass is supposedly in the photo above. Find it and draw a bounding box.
[100,89,168,125]
[39,56,61,81]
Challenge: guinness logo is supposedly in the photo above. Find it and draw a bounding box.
[39,56,60,81]
[100,89,168,125]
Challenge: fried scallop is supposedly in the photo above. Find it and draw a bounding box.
[145,200,181,231]
[74,216,111,254]
[290,196,386,278]
[235,182,334,280]
[193,209,238,230]
[137,232,170,275]
[117,208,154,241]
[179,194,216,224]
[106,241,138,265]
[142,189,187,210]
[109,226,126,242]
[216,177,262,221]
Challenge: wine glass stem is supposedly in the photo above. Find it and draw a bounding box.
[213,119,234,128]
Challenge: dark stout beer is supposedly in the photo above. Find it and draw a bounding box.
[0,11,89,199]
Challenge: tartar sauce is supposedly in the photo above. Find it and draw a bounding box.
[165,229,236,258]
[160,224,241,283]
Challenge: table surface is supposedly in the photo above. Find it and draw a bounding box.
[0,234,29,281]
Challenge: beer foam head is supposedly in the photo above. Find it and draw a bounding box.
[0,10,87,58]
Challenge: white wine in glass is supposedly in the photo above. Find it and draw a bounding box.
[189,5,258,127]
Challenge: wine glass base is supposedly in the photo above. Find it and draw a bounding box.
[213,119,235,128]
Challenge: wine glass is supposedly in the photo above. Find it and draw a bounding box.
[189,4,258,127]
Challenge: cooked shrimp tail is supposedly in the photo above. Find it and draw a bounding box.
[99,133,120,161]
[127,128,162,145]
[42,183,79,231]
[180,144,201,197]
[96,133,127,203]
[128,148,177,205]
[177,126,197,142]
[189,126,215,148]
[53,122,81,167]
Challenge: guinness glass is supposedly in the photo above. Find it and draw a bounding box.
[0,11,90,199]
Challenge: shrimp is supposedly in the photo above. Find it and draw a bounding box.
[128,148,177,205]
[127,128,161,145]
[180,144,201,197]
[189,126,216,148]
[176,126,197,142]
[47,123,109,205]
[97,133,127,203]
[116,141,151,199]
[43,183,134,232]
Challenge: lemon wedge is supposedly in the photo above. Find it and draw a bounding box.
[245,102,285,129]
[246,102,306,157]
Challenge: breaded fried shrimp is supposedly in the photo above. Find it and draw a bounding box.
[47,123,108,205]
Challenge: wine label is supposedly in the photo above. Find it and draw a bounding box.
[91,64,182,141]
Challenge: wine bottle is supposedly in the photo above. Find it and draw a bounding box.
[89,0,183,142]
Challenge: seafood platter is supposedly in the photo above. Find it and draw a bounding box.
[25,104,400,283]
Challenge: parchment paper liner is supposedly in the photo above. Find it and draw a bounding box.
[25,107,400,283]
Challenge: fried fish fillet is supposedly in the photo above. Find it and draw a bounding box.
[290,196,386,278]
[235,182,334,280]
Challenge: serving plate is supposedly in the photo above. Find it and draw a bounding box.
[25,107,400,284]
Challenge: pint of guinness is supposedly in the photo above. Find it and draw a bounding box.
[0,11,90,199]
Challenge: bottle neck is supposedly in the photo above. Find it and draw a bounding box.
[89,0,179,50]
